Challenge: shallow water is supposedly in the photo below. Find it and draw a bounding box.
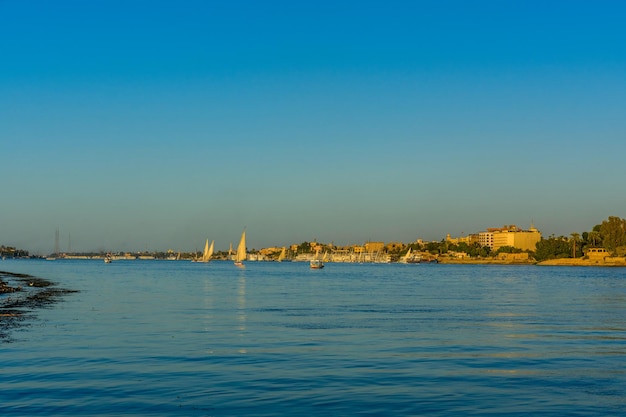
[1,259,625,416]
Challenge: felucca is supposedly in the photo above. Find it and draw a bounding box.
[277,247,286,262]
[193,239,214,263]
[310,249,324,269]
[200,239,214,263]
[234,229,246,267]
[399,247,411,264]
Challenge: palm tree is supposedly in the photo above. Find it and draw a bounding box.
[588,231,601,247]
[570,233,580,258]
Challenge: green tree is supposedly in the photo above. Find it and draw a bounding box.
[570,232,581,258]
[535,236,572,261]
[296,241,311,254]
[599,216,626,252]
[495,245,522,254]
[587,230,602,247]
[479,246,491,257]
[424,241,442,254]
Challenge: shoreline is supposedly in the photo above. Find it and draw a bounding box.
[422,258,626,267]
[535,258,626,267]
[0,270,78,342]
[438,258,536,265]
[5,257,626,267]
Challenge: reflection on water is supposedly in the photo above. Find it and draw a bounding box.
[202,277,214,330]
[237,274,247,353]
[0,260,625,416]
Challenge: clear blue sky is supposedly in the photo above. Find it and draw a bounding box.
[2,1,625,254]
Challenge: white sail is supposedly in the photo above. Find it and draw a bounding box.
[198,239,214,263]
[277,247,286,262]
[310,249,324,269]
[234,230,246,265]
[202,240,210,261]
[399,247,411,264]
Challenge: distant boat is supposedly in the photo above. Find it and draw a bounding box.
[310,249,324,269]
[104,253,112,263]
[199,239,214,263]
[234,229,246,267]
[399,247,423,264]
[277,247,286,262]
[192,239,214,262]
[406,250,422,263]
[399,248,412,264]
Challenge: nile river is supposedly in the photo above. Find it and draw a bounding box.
[1,259,625,416]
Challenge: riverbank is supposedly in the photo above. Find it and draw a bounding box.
[437,258,536,265]
[0,270,78,342]
[536,257,626,266]
[434,256,626,267]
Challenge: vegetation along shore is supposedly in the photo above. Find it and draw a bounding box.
[2,216,626,267]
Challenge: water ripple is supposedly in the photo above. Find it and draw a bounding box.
[1,261,624,416]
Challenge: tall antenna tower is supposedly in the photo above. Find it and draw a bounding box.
[54,227,60,256]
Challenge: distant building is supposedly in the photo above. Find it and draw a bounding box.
[365,241,385,252]
[479,232,494,249]
[259,246,282,256]
[491,224,541,252]
[446,233,479,246]
[445,234,458,244]
[385,242,405,251]
[586,247,610,261]
[449,251,470,259]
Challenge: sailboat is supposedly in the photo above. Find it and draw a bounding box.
[192,239,214,262]
[310,249,324,269]
[399,247,411,264]
[277,247,286,262]
[234,229,246,267]
[399,247,421,264]
[199,239,214,263]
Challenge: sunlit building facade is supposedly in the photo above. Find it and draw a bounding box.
[491,224,541,252]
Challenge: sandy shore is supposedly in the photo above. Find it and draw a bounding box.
[536,258,626,266]
[425,258,626,267]
[437,258,536,265]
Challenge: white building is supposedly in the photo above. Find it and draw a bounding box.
[479,232,494,249]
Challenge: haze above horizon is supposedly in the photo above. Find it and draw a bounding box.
[2,1,625,254]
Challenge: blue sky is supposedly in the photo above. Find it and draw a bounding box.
[1,1,625,254]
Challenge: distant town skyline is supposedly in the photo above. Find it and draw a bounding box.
[1,219,616,256]
[2,2,625,254]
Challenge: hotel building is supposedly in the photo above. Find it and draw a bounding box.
[490,224,541,252]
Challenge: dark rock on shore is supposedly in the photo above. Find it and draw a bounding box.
[0,270,78,342]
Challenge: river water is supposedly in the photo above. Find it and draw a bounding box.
[1,259,625,416]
